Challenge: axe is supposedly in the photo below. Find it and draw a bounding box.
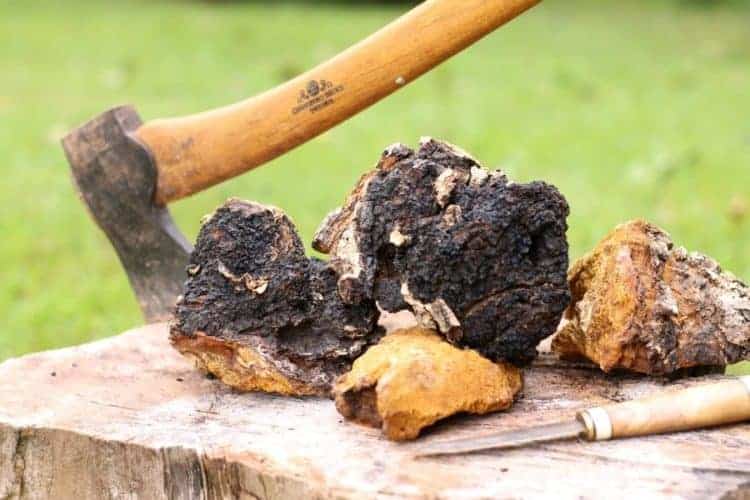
[62,0,540,322]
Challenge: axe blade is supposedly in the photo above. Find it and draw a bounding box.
[62,106,192,322]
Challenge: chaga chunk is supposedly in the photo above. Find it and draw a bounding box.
[170,199,382,396]
[552,219,750,375]
[313,138,570,364]
[333,327,523,441]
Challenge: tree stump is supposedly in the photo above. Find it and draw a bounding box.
[1,316,748,499]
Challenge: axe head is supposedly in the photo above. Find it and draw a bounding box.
[62,106,192,322]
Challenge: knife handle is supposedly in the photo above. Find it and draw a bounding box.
[578,376,750,441]
[134,0,541,205]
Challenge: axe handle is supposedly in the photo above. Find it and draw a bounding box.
[136,0,542,205]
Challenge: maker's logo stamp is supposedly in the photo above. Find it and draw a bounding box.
[306,80,322,97]
[293,79,344,115]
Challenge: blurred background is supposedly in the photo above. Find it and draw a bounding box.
[0,0,748,374]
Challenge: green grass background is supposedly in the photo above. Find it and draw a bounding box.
[1,0,748,374]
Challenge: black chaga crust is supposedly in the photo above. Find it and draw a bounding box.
[171,199,382,392]
[313,139,571,365]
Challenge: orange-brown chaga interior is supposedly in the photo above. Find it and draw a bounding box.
[552,219,750,375]
[333,327,523,441]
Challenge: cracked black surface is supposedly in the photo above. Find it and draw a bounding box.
[171,199,382,391]
[314,139,571,364]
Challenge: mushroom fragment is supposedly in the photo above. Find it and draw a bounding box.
[333,327,523,441]
[314,138,571,364]
[552,220,750,375]
[170,199,382,396]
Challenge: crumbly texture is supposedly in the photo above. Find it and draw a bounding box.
[552,219,750,375]
[170,199,382,396]
[333,327,523,441]
[314,138,571,364]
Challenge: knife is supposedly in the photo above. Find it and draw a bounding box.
[415,375,750,457]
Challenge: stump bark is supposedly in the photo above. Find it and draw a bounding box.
[0,316,748,499]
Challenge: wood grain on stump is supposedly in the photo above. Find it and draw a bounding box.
[0,318,748,499]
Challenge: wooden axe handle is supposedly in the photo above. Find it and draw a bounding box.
[135,0,541,205]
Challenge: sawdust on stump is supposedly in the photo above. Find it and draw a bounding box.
[170,199,382,396]
[314,138,571,365]
[552,219,750,375]
[333,327,523,441]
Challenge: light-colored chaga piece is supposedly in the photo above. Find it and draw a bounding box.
[552,219,750,375]
[314,138,570,365]
[171,199,382,396]
[333,327,523,441]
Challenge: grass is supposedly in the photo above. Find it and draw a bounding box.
[0,0,748,374]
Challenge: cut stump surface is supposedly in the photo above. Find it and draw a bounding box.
[1,318,748,499]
